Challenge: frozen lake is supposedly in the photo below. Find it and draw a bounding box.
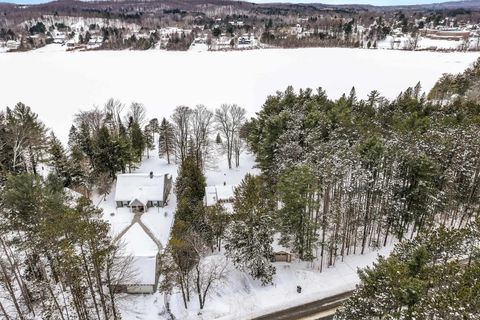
[0,46,478,141]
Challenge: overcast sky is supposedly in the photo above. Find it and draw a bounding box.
[2,0,450,5]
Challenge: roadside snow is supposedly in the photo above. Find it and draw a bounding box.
[119,244,393,320]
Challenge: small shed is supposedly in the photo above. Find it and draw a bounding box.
[272,251,293,263]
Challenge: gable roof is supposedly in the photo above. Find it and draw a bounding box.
[115,173,167,203]
[119,223,158,285]
[129,198,146,207]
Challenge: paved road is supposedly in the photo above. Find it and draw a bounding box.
[252,290,354,320]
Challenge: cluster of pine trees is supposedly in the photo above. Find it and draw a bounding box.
[0,102,135,319]
[241,67,480,272]
[336,220,480,319]
[334,59,480,319]
[159,61,480,308]
[64,100,155,197]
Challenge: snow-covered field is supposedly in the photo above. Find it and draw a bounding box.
[0,45,478,142]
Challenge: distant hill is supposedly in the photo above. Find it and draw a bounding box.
[3,0,480,10]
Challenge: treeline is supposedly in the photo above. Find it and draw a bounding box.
[337,220,480,319]
[97,27,158,50]
[428,58,480,101]
[335,61,480,318]
[0,104,132,319]
[241,74,480,268]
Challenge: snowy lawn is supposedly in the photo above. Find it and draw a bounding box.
[118,244,393,320]
[92,184,134,239]
[0,46,478,142]
[101,147,395,320]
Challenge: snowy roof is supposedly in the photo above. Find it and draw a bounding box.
[121,223,158,256]
[130,256,157,285]
[118,223,158,285]
[205,184,236,206]
[115,173,167,204]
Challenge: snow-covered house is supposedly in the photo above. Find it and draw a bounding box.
[116,224,159,294]
[52,31,67,44]
[115,172,172,212]
[6,40,20,50]
[205,184,236,211]
[87,36,103,48]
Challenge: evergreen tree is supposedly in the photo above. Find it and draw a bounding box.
[277,165,318,261]
[0,173,125,319]
[205,203,230,251]
[48,133,72,187]
[129,121,145,162]
[93,126,122,178]
[158,117,175,164]
[175,156,206,226]
[225,174,276,285]
[144,124,155,159]
[4,102,47,175]
[337,223,480,319]
[117,121,134,173]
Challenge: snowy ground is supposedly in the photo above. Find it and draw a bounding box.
[3,45,476,319]
[99,145,393,320]
[0,45,478,142]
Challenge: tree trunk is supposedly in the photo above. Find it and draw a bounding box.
[0,259,25,320]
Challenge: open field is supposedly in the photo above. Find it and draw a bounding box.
[0,46,478,141]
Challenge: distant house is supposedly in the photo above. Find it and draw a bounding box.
[52,31,66,44]
[66,39,76,48]
[115,172,172,212]
[424,29,470,41]
[116,224,159,294]
[6,40,20,50]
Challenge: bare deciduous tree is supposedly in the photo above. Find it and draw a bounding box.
[125,102,147,128]
[193,255,228,310]
[190,105,214,170]
[74,106,106,135]
[104,98,125,136]
[171,106,192,163]
[215,104,246,169]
